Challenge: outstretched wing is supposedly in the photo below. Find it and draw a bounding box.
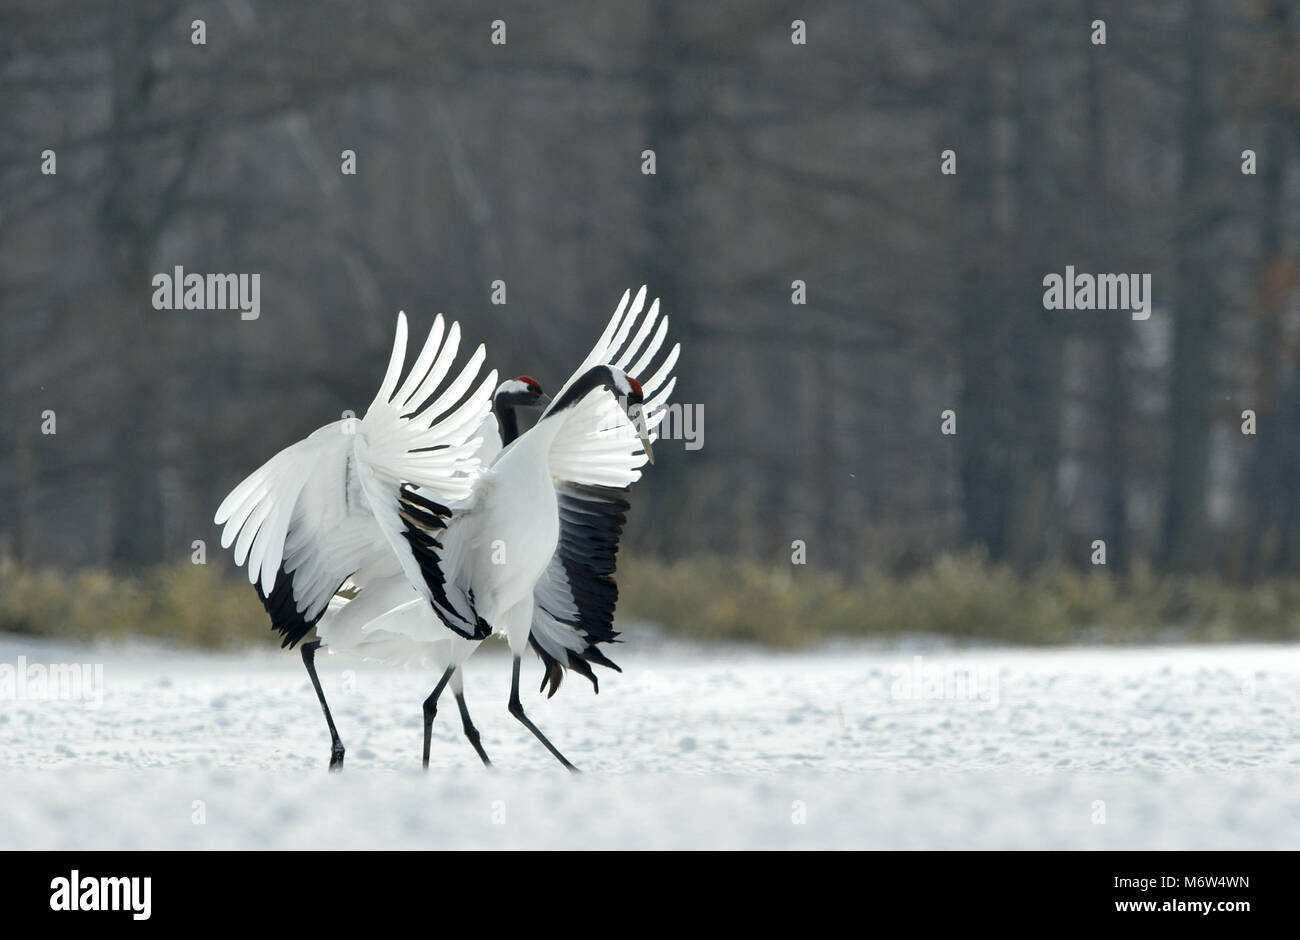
[529,288,679,694]
[390,409,502,641]
[213,312,496,647]
[541,286,678,484]
[396,481,492,640]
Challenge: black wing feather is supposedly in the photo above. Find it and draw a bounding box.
[255,563,341,650]
[530,482,630,696]
[397,485,492,641]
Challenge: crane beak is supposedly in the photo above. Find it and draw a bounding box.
[638,432,655,464]
[535,391,552,406]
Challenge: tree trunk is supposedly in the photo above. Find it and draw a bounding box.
[1160,0,1216,572]
[955,8,1010,559]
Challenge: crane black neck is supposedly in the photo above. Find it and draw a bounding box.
[543,365,638,421]
[493,395,520,445]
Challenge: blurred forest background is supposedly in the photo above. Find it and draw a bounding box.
[5,0,1300,645]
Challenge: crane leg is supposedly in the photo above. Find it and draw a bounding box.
[422,666,455,769]
[508,656,579,773]
[301,641,345,771]
[455,691,492,767]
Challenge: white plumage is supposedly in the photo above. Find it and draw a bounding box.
[214,313,494,628]
[212,312,496,768]
[213,290,678,772]
[396,286,679,770]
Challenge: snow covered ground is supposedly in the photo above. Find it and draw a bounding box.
[2,629,1299,849]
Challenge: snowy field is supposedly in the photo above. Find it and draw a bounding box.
[2,629,1299,849]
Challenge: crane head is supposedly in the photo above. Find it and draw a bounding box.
[495,375,550,408]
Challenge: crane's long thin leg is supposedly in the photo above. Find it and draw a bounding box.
[301,641,345,772]
[508,657,579,773]
[422,666,455,770]
[455,691,492,767]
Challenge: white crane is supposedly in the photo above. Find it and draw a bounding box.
[218,289,675,771]
[302,372,550,767]
[399,286,679,771]
[212,312,497,770]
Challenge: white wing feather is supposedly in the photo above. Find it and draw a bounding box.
[213,312,496,629]
[543,287,679,488]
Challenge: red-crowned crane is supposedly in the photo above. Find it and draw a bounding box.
[303,373,549,766]
[212,312,497,770]
[401,286,679,771]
